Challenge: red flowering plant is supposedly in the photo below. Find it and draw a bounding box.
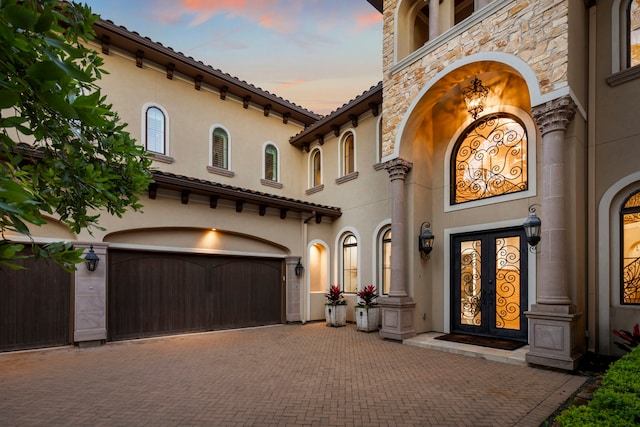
[326,285,346,306]
[356,285,379,308]
[613,323,640,353]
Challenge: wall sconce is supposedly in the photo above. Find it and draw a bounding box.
[84,245,100,272]
[418,222,435,260]
[295,259,304,277]
[462,76,489,120]
[522,205,542,249]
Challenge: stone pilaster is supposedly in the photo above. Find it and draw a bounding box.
[74,243,108,346]
[525,95,582,370]
[379,158,416,340]
[286,256,302,322]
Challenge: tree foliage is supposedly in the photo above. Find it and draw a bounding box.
[0,0,152,270]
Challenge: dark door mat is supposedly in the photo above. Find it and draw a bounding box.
[435,333,526,351]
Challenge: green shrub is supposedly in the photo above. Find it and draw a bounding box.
[556,346,640,426]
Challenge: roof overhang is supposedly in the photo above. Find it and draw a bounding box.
[151,171,342,221]
[289,82,382,149]
[366,0,383,13]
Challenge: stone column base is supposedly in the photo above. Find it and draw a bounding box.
[379,297,416,341]
[525,305,583,371]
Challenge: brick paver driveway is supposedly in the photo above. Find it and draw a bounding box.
[0,323,584,426]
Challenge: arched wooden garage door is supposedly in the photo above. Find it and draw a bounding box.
[108,250,284,341]
[0,249,71,352]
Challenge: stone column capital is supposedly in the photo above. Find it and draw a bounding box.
[384,158,413,181]
[532,95,577,136]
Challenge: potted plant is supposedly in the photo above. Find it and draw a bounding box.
[325,285,347,327]
[355,285,380,332]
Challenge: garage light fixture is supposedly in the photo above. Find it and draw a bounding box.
[84,245,100,272]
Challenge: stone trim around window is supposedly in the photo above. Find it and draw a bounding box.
[373,162,385,171]
[306,184,324,195]
[335,171,359,185]
[260,179,283,189]
[206,165,235,177]
[607,66,640,87]
[148,152,175,164]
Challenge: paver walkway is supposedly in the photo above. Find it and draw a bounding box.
[0,323,584,426]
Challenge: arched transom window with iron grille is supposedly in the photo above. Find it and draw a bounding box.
[451,113,528,205]
[621,189,640,304]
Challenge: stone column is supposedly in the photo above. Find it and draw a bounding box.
[379,158,416,340]
[525,95,582,370]
[429,0,439,41]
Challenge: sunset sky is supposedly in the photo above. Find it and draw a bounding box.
[82,0,383,115]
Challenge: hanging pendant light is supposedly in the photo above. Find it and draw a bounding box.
[462,77,489,120]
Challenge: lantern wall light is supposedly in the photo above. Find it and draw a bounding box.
[462,76,489,120]
[418,222,435,260]
[295,259,304,277]
[523,205,542,250]
[84,245,100,272]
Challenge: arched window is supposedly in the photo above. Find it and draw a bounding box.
[629,0,640,68]
[451,113,528,204]
[212,127,229,169]
[264,144,278,181]
[311,149,322,187]
[621,189,640,304]
[342,234,358,293]
[145,106,165,154]
[342,132,355,175]
[381,228,392,295]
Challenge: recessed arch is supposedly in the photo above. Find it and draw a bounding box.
[598,172,640,354]
[383,53,543,163]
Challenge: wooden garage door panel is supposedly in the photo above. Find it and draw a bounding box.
[109,251,283,341]
[212,259,282,328]
[109,252,209,340]
[0,251,71,352]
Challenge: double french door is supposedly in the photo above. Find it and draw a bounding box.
[451,228,528,342]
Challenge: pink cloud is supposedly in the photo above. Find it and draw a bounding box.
[274,79,307,91]
[355,11,382,31]
[178,0,294,32]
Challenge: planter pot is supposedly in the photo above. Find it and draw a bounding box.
[325,304,347,327]
[355,306,380,332]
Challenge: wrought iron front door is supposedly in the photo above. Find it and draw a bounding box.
[451,228,528,341]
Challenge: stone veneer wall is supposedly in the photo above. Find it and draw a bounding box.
[381,0,570,157]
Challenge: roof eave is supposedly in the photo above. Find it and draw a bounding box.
[289,82,382,148]
[151,171,342,219]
